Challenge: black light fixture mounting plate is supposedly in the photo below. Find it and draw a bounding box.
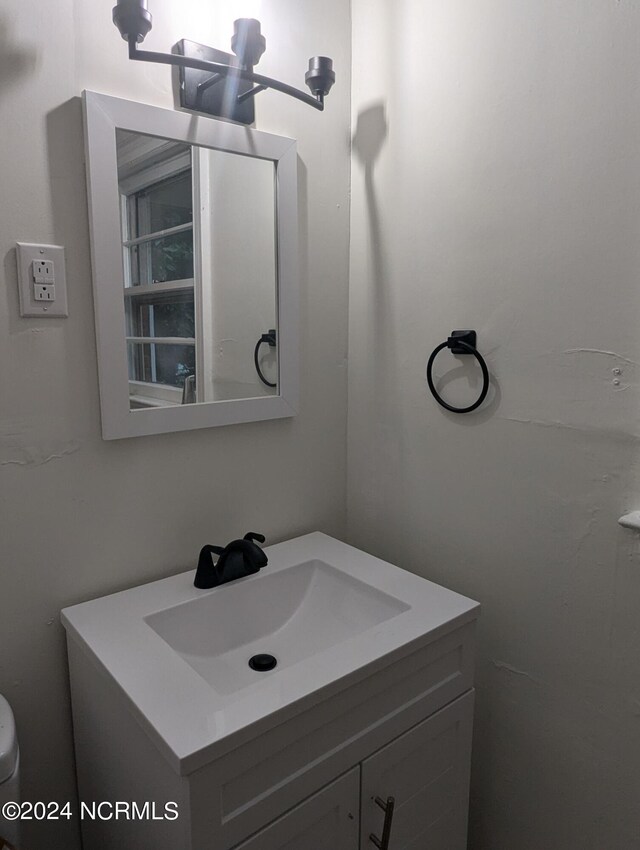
[174,39,256,124]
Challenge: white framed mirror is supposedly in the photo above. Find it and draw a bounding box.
[83,91,299,439]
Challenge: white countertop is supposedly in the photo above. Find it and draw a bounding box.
[61,532,479,775]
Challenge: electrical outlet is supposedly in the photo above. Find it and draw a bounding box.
[34,284,56,301]
[16,242,68,318]
[32,260,55,284]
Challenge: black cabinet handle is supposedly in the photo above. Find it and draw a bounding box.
[369,796,395,849]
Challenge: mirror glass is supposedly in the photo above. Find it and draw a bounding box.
[116,130,278,410]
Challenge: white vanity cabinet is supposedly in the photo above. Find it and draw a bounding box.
[67,621,476,850]
[233,770,360,850]
[62,533,479,850]
[232,690,474,850]
[360,691,474,850]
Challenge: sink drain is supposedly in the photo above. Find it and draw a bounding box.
[249,653,277,672]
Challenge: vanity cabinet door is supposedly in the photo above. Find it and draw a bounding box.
[360,690,474,850]
[232,768,359,850]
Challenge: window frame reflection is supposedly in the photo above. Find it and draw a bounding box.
[118,136,198,408]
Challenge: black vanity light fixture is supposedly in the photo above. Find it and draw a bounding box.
[112,0,336,124]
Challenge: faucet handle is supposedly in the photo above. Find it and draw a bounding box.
[243,532,268,569]
[244,532,266,544]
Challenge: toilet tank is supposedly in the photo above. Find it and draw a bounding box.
[0,694,20,847]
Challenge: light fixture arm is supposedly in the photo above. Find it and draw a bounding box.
[127,38,326,111]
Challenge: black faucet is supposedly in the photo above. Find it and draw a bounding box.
[194,532,268,589]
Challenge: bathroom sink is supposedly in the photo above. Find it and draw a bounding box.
[61,533,478,774]
[145,559,410,696]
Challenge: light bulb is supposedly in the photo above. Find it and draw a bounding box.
[175,1,263,41]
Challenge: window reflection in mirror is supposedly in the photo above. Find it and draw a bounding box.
[116,130,278,410]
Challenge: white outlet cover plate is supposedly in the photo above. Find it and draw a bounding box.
[16,242,68,317]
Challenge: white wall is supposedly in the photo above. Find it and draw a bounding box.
[349,1,640,847]
[0,1,350,847]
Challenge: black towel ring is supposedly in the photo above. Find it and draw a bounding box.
[426,330,489,414]
[254,329,277,388]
